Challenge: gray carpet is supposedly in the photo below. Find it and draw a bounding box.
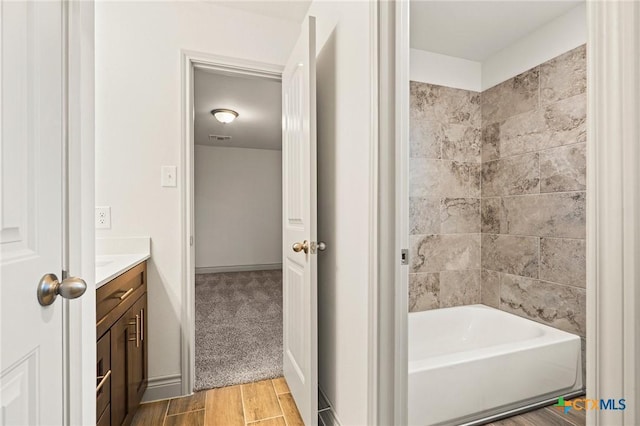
[194,270,283,391]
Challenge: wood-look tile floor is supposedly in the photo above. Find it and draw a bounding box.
[133,378,584,426]
[132,377,302,426]
[488,398,586,426]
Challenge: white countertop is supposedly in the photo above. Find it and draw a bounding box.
[95,237,151,289]
[95,253,150,289]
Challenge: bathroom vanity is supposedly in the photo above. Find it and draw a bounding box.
[95,238,150,426]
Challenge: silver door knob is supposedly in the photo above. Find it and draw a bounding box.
[317,241,327,251]
[37,273,87,306]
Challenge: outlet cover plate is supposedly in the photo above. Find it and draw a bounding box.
[95,206,111,229]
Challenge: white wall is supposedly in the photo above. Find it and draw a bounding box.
[311,1,376,424]
[410,48,481,92]
[95,1,298,395]
[194,146,282,270]
[410,3,586,91]
[482,3,586,89]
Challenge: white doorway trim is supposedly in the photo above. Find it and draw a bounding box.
[393,2,410,425]
[376,0,410,423]
[179,51,283,395]
[586,1,640,424]
[386,1,640,425]
[66,1,96,424]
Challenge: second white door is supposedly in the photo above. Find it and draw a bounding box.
[281,15,319,426]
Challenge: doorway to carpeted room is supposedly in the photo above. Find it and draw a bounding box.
[194,270,283,391]
[192,67,284,392]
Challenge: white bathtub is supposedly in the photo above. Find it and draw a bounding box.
[409,304,582,426]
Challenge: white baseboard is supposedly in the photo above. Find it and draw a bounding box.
[142,374,183,402]
[195,263,282,274]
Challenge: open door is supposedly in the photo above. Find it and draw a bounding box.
[1,1,87,423]
[281,16,319,426]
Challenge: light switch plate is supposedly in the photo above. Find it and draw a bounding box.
[95,206,111,229]
[161,165,177,187]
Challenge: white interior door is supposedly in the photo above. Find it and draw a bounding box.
[282,16,318,426]
[1,2,81,424]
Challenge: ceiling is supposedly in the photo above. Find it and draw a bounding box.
[210,0,311,23]
[194,69,282,151]
[410,1,583,61]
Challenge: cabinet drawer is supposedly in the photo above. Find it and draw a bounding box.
[96,331,111,421]
[97,262,145,320]
[97,403,110,426]
[97,262,146,326]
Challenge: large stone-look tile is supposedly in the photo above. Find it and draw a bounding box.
[540,44,587,105]
[410,81,481,126]
[500,274,586,336]
[410,80,481,162]
[538,93,587,151]
[441,125,481,163]
[540,238,586,287]
[481,153,539,196]
[482,234,539,278]
[440,270,481,307]
[481,269,501,308]
[409,197,440,235]
[540,143,586,193]
[469,163,482,197]
[481,68,539,125]
[440,198,480,234]
[410,115,441,159]
[481,123,500,162]
[502,192,586,238]
[497,94,586,158]
[409,273,440,312]
[497,109,548,158]
[410,234,480,273]
[410,159,469,198]
[481,197,506,234]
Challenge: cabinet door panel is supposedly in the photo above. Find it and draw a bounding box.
[111,310,134,425]
[96,331,111,421]
[97,403,111,426]
[128,294,148,411]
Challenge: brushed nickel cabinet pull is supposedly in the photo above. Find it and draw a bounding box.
[119,288,134,300]
[96,370,112,393]
[140,308,144,342]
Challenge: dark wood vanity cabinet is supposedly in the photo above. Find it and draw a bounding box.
[97,262,148,426]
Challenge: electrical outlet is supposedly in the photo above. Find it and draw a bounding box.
[95,206,111,229]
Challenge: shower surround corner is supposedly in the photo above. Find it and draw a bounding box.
[409,45,587,344]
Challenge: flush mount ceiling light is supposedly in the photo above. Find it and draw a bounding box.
[211,108,239,124]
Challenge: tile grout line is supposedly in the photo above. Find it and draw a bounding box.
[272,379,289,426]
[162,398,170,426]
[246,415,287,425]
[240,384,249,426]
[165,408,206,418]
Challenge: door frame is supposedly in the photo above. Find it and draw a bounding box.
[376,0,409,424]
[384,1,640,425]
[65,0,96,424]
[585,2,640,424]
[179,50,283,395]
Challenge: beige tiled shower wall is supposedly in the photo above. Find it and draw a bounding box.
[409,45,587,348]
[408,82,482,311]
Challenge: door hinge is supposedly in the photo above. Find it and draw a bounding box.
[401,249,409,265]
[190,236,194,246]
